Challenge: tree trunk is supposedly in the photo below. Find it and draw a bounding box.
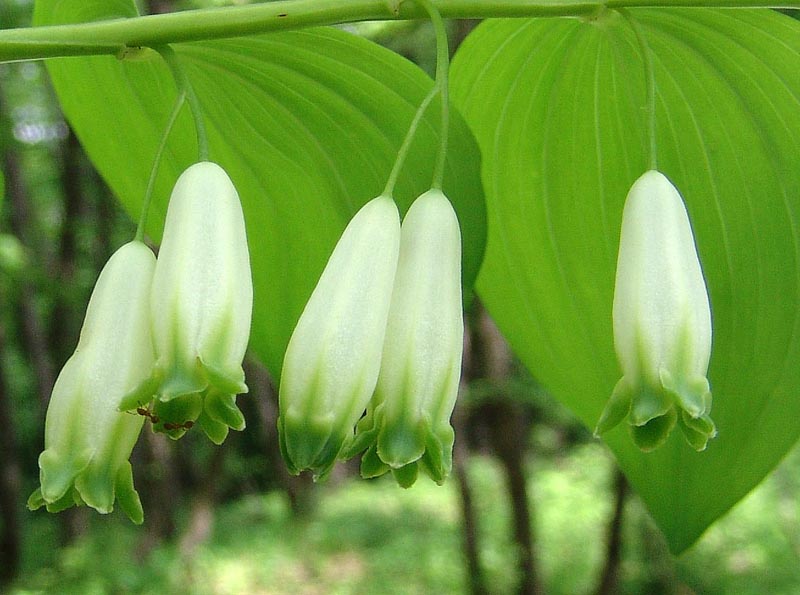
[472,304,542,595]
[4,148,56,410]
[0,324,22,588]
[135,431,178,557]
[48,130,86,367]
[453,312,488,595]
[452,399,487,595]
[482,399,540,595]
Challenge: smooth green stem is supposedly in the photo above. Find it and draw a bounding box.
[414,0,450,190]
[2,0,797,63]
[619,9,657,170]
[135,90,187,242]
[157,45,209,161]
[383,0,450,196]
[382,85,440,198]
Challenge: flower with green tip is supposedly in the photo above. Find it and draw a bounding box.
[28,241,156,523]
[278,195,401,480]
[346,189,464,487]
[596,170,715,452]
[121,162,252,444]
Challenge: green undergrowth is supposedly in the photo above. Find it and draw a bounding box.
[12,442,800,594]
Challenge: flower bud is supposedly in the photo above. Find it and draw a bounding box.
[596,170,715,451]
[347,189,464,487]
[121,162,253,444]
[278,196,401,479]
[28,241,156,523]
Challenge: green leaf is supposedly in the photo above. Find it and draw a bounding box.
[34,0,486,379]
[451,9,800,553]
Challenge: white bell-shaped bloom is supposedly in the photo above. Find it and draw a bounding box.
[596,170,715,451]
[121,162,252,444]
[29,241,156,523]
[348,189,464,487]
[278,195,401,479]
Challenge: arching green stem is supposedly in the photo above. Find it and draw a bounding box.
[4,0,800,63]
[135,90,187,242]
[157,45,209,162]
[413,0,450,189]
[382,0,450,196]
[382,85,439,198]
[619,9,657,170]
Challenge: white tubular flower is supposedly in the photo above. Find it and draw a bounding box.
[348,189,464,487]
[121,162,253,444]
[596,170,715,452]
[278,196,401,479]
[28,241,156,523]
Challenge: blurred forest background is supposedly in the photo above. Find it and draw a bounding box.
[2,1,800,593]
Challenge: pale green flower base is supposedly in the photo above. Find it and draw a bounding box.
[120,356,247,445]
[28,455,144,524]
[277,412,344,480]
[277,408,454,486]
[595,371,716,452]
[342,406,454,487]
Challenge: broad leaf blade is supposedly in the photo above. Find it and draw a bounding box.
[35,0,486,378]
[451,9,800,552]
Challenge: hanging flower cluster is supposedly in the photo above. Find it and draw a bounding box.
[279,189,464,486]
[346,189,463,486]
[29,162,252,521]
[596,170,715,452]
